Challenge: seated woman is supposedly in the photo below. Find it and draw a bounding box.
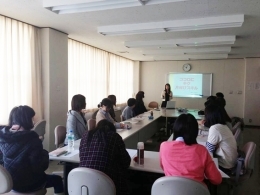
[96,98,124,129]
[133,91,147,116]
[65,94,87,144]
[0,106,64,195]
[79,119,131,195]
[160,113,222,185]
[122,98,136,120]
[205,104,237,174]
[107,94,117,122]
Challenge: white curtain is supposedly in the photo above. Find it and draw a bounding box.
[109,53,134,105]
[68,39,134,110]
[0,15,43,124]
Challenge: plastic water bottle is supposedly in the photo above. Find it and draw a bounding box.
[67,130,74,150]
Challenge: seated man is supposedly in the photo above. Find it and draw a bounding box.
[122,98,136,120]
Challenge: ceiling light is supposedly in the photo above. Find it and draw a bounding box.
[43,0,188,14]
[125,36,236,48]
[142,47,231,55]
[153,54,228,61]
[98,15,244,36]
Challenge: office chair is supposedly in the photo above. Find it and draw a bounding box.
[32,120,46,142]
[0,165,46,195]
[151,176,210,195]
[54,125,66,148]
[148,101,159,109]
[227,142,256,195]
[87,119,96,131]
[68,167,116,195]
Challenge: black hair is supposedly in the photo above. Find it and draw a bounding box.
[216,92,224,98]
[87,119,116,146]
[71,94,86,111]
[135,93,144,101]
[98,98,113,109]
[204,104,226,127]
[173,114,198,145]
[127,98,136,107]
[165,83,171,92]
[107,95,116,106]
[8,105,35,130]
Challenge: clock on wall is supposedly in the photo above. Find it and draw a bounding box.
[183,64,191,72]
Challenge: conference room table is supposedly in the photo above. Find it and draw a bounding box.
[50,139,228,195]
[49,110,226,194]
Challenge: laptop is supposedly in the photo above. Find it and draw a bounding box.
[166,101,176,109]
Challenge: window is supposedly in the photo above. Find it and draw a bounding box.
[0,15,42,124]
[68,39,134,111]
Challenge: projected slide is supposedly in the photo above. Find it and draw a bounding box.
[168,73,212,98]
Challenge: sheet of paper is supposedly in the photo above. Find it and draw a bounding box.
[126,149,137,158]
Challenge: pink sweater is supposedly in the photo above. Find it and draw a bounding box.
[160,141,222,185]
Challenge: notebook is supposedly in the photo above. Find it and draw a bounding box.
[166,101,176,109]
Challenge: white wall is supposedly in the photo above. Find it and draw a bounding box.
[140,59,245,119]
[244,58,260,125]
[40,28,68,151]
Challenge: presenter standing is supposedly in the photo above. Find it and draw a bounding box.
[161,83,173,108]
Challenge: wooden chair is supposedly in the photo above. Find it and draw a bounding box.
[152,176,210,195]
[68,167,116,195]
[148,101,159,109]
[54,125,66,148]
[32,120,46,142]
[87,119,96,131]
[0,165,46,195]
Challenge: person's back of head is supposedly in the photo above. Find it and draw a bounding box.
[216,92,224,98]
[8,105,35,130]
[71,94,86,111]
[136,91,144,99]
[98,98,113,109]
[173,114,198,145]
[204,104,226,127]
[107,95,116,106]
[127,98,136,107]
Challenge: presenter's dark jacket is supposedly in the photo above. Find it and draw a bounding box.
[0,127,48,192]
[79,129,131,195]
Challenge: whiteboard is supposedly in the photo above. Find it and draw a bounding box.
[166,73,212,98]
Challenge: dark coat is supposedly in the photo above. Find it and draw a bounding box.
[133,100,147,116]
[0,127,48,192]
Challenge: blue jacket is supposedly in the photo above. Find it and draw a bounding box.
[0,127,48,192]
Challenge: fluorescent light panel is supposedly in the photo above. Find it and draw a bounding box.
[43,0,188,14]
[98,15,244,36]
[125,36,236,48]
[153,54,228,61]
[142,47,231,55]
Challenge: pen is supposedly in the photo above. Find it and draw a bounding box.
[64,152,71,156]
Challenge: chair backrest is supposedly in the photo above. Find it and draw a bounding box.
[120,115,125,122]
[54,125,67,148]
[231,121,241,135]
[151,176,210,195]
[242,142,256,169]
[32,120,46,141]
[234,127,241,142]
[91,110,99,119]
[87,119,96,131]
[0,165,13,194]
[68,167,116,195]
[148,101,159,109]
